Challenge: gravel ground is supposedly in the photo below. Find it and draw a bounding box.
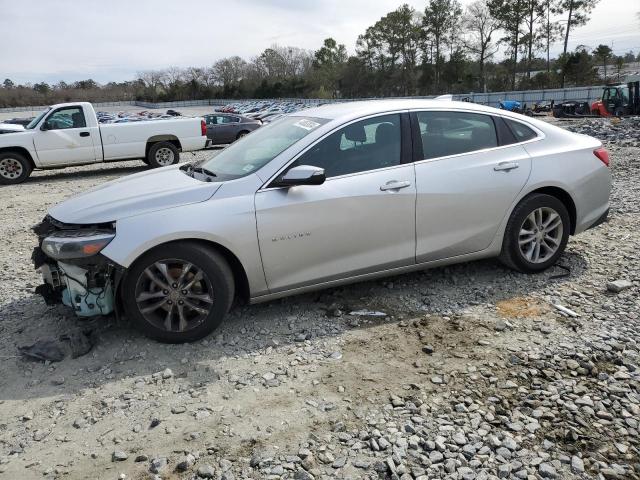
[0,117,638,480]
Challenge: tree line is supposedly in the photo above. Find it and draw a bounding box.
[2,0,640,108]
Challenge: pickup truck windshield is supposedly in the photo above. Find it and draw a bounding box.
[26,108,51,130]
[199,116,329,179]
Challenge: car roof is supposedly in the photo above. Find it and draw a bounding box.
[290,98,554,132]
[292,99,514,120]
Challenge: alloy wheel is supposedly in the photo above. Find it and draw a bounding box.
[154,147,175,166]
[0,157,23,180]
[135,259,214,332]
[518,207,563,264]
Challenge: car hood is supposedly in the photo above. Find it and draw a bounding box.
[48,165,222,224]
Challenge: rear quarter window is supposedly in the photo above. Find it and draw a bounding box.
[505,119,538,142]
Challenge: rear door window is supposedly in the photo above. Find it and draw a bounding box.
[414,111,497,160]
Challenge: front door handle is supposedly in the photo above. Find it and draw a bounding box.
[79,131,90,137]
[494,161,519,172]
[380,180,411,191]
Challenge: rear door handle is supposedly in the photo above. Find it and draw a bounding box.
[380,180,411,191]
[79,131,90,137]
[494,161,519,172]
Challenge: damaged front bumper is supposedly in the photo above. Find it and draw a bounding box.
[32,215,125,317]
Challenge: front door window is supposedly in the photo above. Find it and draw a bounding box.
[45,107,86,130]
[289,114,402,178]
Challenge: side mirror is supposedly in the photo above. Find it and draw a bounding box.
[40,122,50,131]
[276,165,325,187]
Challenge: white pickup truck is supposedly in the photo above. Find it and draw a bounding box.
[0,102,208,184]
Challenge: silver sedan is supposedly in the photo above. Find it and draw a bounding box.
[34,100,611,343]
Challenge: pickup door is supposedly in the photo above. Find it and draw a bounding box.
[33,105,100,165]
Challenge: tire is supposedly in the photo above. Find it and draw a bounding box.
[236,130,249,140]
[122,242,234,343]
[499,193,570,273]
[0,152,33,185]
[146,142,179,168]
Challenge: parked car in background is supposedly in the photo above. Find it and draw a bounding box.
[34,99,611,343]
[203,113,261,145]
[0,123,25,134]
[3,117,34,127]
[0,102,208,184]
[261,113,285,124]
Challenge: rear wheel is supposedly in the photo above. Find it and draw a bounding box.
[236,130,249,140]
[147,142,179,168]
[0,152,33,185]
[122,243,234,343]
[499,194,570,273]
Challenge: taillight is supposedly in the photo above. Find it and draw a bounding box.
[201,119,207,136]
[594,147,610,167]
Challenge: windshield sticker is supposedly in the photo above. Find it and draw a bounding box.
[293,119,321,131]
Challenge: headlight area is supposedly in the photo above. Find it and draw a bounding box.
[32,216,123,318]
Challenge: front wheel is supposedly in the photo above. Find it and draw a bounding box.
[147,142,179,168]
[499,194,570,273]
[122,243,234,343]
[0,152,33,185]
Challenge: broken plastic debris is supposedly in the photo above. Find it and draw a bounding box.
[552,304,579,317]
[349,310,387,317]
[18,331,95,362]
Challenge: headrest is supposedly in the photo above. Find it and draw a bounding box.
[375,122,397,144]
[71,112,85,127]
[343,123,366,143]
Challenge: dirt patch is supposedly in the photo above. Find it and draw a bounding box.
[496,296,549,319]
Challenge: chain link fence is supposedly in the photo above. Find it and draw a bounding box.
[122,86,606,110]
[1,85,605,113]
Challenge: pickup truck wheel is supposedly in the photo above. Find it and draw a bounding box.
[0,152,33,185]
[147,142,179,168]
[122,243,234,343]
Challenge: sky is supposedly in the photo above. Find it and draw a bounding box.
[1,0,639,85]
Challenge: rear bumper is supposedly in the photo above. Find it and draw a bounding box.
[586,208,609,231]
[181,136,209,152]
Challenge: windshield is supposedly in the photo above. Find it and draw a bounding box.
[199,116,329,179]
[26,108,51,130]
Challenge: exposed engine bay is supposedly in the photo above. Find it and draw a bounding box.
[32,215,122,317]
